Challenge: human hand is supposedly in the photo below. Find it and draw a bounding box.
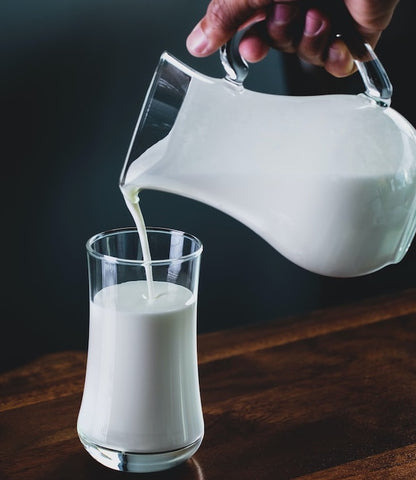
[186,0,400,77]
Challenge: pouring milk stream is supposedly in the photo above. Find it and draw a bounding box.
[120,39,416,279]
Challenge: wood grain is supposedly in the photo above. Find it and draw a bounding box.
[1,288,416,479]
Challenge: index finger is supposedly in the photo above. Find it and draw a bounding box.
[186,0,280,56]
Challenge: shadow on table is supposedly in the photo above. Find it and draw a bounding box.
[49,451,205,480]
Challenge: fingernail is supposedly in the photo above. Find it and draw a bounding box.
[187,24,209,56]
[304,13,323,36]
[273,4,296,25]
[328,45,355,75]
[328,45,346,64]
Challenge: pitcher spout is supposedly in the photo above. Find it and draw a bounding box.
[120,52,195,188]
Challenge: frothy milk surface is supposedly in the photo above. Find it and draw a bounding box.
[77,280,203,452]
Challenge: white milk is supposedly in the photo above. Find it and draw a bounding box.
[121,185,155,299]
[77,280,203,452]
[122,81,416,277]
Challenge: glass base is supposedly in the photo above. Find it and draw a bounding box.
[78,433,203,473]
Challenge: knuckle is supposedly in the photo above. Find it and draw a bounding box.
[206,0,255,33]
[207,0,237,32]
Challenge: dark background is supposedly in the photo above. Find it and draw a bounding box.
[2,0,416,372]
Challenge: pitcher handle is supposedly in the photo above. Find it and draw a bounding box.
[220,35,392,107]
[219,35,249,86]
[352,42,392,107]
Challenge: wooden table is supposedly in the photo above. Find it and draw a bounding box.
[2,288,416,479]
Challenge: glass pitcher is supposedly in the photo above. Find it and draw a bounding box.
[120,38,416,277]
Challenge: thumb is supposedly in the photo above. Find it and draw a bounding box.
[187,0,274,56]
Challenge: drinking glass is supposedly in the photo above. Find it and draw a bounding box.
[77,227,204,473]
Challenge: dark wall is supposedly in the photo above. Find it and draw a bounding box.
[2,0,416,372]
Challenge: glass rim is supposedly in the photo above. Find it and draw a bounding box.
[86,226,203,266]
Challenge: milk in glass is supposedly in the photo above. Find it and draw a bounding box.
[77,189,203,471]
[77,280,203,453]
